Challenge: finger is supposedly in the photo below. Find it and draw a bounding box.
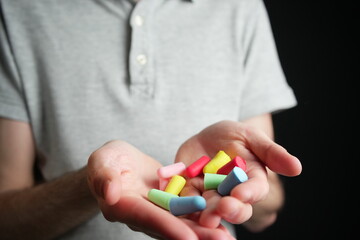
[217,223,237,240]
[89,166,123,205]
[103,175,123,205]
[230,162,269,203]
[182,219,235,240]
[242,126,302,176]
[87,141,141,205]
[180,177,204,197]
[212,146,268,204]
[199,190,222,228]
[217,196,252,224]
[112,196,198,240]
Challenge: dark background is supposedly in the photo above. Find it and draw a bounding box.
[236,1,356,239]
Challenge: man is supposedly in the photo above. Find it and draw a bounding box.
[0,0,301,239]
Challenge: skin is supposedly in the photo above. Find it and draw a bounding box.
[0,114,301,239]
[0,119,98,240]
[175,115,301,232]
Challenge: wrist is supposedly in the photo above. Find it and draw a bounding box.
[75,166,98,204]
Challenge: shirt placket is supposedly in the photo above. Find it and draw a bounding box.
[128,0,155,97]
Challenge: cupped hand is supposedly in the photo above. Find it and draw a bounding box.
[87,140,236,240]
[175,120,302,229]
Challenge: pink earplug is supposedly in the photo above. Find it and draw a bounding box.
[157,162,186,179]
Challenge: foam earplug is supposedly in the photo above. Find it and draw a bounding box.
[185,155,211,178]
[203,150,231,174]
[148,189,178,210]
[164,175,186,195]
[217,156,247,175]
[204,173,227,190]
[217,167,248,196]
[148,189,206,216]
[157,162,186,179]
[169,196,206,216]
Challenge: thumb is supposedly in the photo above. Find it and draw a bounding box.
[87,163,123,206]
[112,196,198,240]
[244,127,302,176]
[95,169,123,206]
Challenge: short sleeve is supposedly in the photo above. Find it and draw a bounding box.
[0,6,29,122]
[238,0,297,120]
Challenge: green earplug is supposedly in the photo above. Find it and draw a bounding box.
[147,189,179,210]
[204,173,227,190]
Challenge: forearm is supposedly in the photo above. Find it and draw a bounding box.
[0,167,98,240]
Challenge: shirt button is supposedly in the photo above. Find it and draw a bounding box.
[136,54,147,65]
[134,15,144,26]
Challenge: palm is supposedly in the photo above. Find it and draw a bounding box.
[175,121,266,180]
[176,120,301,177]
[88,140,236,239]
[174,120,302,228]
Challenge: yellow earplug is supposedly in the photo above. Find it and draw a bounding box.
[164,175,186,195]
[203,150,231,174]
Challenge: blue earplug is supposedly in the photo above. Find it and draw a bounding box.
[217,167,248,196]
[169,196,206,216]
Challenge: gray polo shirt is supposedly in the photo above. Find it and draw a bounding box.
[0,0,297,239]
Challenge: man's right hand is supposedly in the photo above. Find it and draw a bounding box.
[86,140,235,240]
